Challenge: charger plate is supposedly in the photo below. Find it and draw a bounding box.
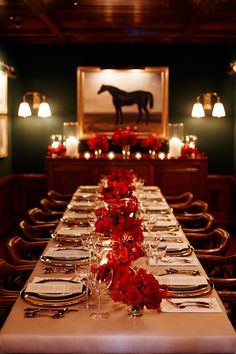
[60,217,89,227]
[146,224,180,232]
[166,245,193,257]
[51,232,83,243]
[20,286,87,307]
[40,255,89,267]
[166,280,214,298]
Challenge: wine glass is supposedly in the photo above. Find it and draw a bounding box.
[143,239,159,266]
[90,265,113,319]
[155,241,168,264]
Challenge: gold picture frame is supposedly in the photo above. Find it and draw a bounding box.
[77,66,169,139]
[0,115,8,158]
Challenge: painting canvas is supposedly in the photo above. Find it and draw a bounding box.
[77,67,169,138]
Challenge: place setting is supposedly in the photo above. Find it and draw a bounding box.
[52,225,93,242]
[20,276,87,307]
[40,246,90,267]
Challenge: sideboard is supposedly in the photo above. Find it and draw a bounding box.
[45,156,208,200]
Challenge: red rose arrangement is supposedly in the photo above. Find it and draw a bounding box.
[141,134,162,151]
[87,133,109,152]
[181,143,199,158]
[48,143,66,157]
[92,168,168,312]
[112,127,138,147]
[106,168,135,185]
[101,181,135,203]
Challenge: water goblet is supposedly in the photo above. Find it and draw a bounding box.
[155,241,168,264]
[90,266,113,320]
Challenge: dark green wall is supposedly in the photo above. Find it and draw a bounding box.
[1,43,236,176]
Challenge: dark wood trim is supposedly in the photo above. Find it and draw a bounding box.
[0,174,46,237]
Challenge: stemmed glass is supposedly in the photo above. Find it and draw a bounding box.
[90,263,113,319]
[155,241,168,264]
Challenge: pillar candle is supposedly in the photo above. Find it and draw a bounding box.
[66,136,79,157]
[169,137,182,158]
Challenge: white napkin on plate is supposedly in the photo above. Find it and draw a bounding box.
[44,247,89,260]
[56,227,92,236]
[26,277,83,294]
[155,275,208,286]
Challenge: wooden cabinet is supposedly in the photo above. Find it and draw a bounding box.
[45,157,208,200]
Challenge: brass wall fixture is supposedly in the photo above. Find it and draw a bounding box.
[18,91,51,118]
[0,62,17,78]
[191,92,225,118]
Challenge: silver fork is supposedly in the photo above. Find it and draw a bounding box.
[166,299,213,309]
[158,268,202,276]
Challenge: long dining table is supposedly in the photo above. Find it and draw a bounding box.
[0,182,236,354]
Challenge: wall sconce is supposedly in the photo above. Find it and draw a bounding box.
[0,62,17,78]
[18,92,51,118]
[191,92,225,118]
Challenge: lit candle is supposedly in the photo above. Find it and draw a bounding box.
[84,151,91,160]
[135,152,142,160]
[158,152,166,160]
[66,136,79,157]
[169,137,182,158]
[107,151,115,160]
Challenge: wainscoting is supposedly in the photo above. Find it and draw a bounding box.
[0,174,46,237]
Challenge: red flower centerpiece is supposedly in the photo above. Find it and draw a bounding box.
[141,134,162,158]
[87,133,109,157]
[91,167,168,316]
[112,127,138,159]
[48,143,66,158]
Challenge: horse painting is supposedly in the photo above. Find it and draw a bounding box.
[97,85,154,124]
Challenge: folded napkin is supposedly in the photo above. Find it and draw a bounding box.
[161,298,222,313]
[141,186,160,191]
[63,211,89,219]
[44,247,89,260]
[56,227,92,237]
[69,201,95,207]
[73,192,97,198]
[78,185,99,190]
[145,202,169,211]
[165,242,190,252]
[155,275,208,287]
[142,191,163,200]
[25,277,83,295]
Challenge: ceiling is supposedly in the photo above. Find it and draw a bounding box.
[0,0,236,45]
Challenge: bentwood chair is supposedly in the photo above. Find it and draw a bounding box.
[0,258,33,327]
[40,198,66,214]
[179,212,215,233]
[198,253,236,328]
[174,200,209,220]
[18,219,54,242]
[165,192,194,211]
[47,190,73,203]
[185,228,230,255]
[7,235,47,266]
[28,207,60,225]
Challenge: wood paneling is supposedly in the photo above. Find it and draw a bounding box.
[45,157,208,200]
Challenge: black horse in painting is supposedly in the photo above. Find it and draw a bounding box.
[97,85,154,124]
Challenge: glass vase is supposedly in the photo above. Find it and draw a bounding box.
[95,149,102,158]
[122,145,131,159]
[149,149,156,159]
[127,304,144,317]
